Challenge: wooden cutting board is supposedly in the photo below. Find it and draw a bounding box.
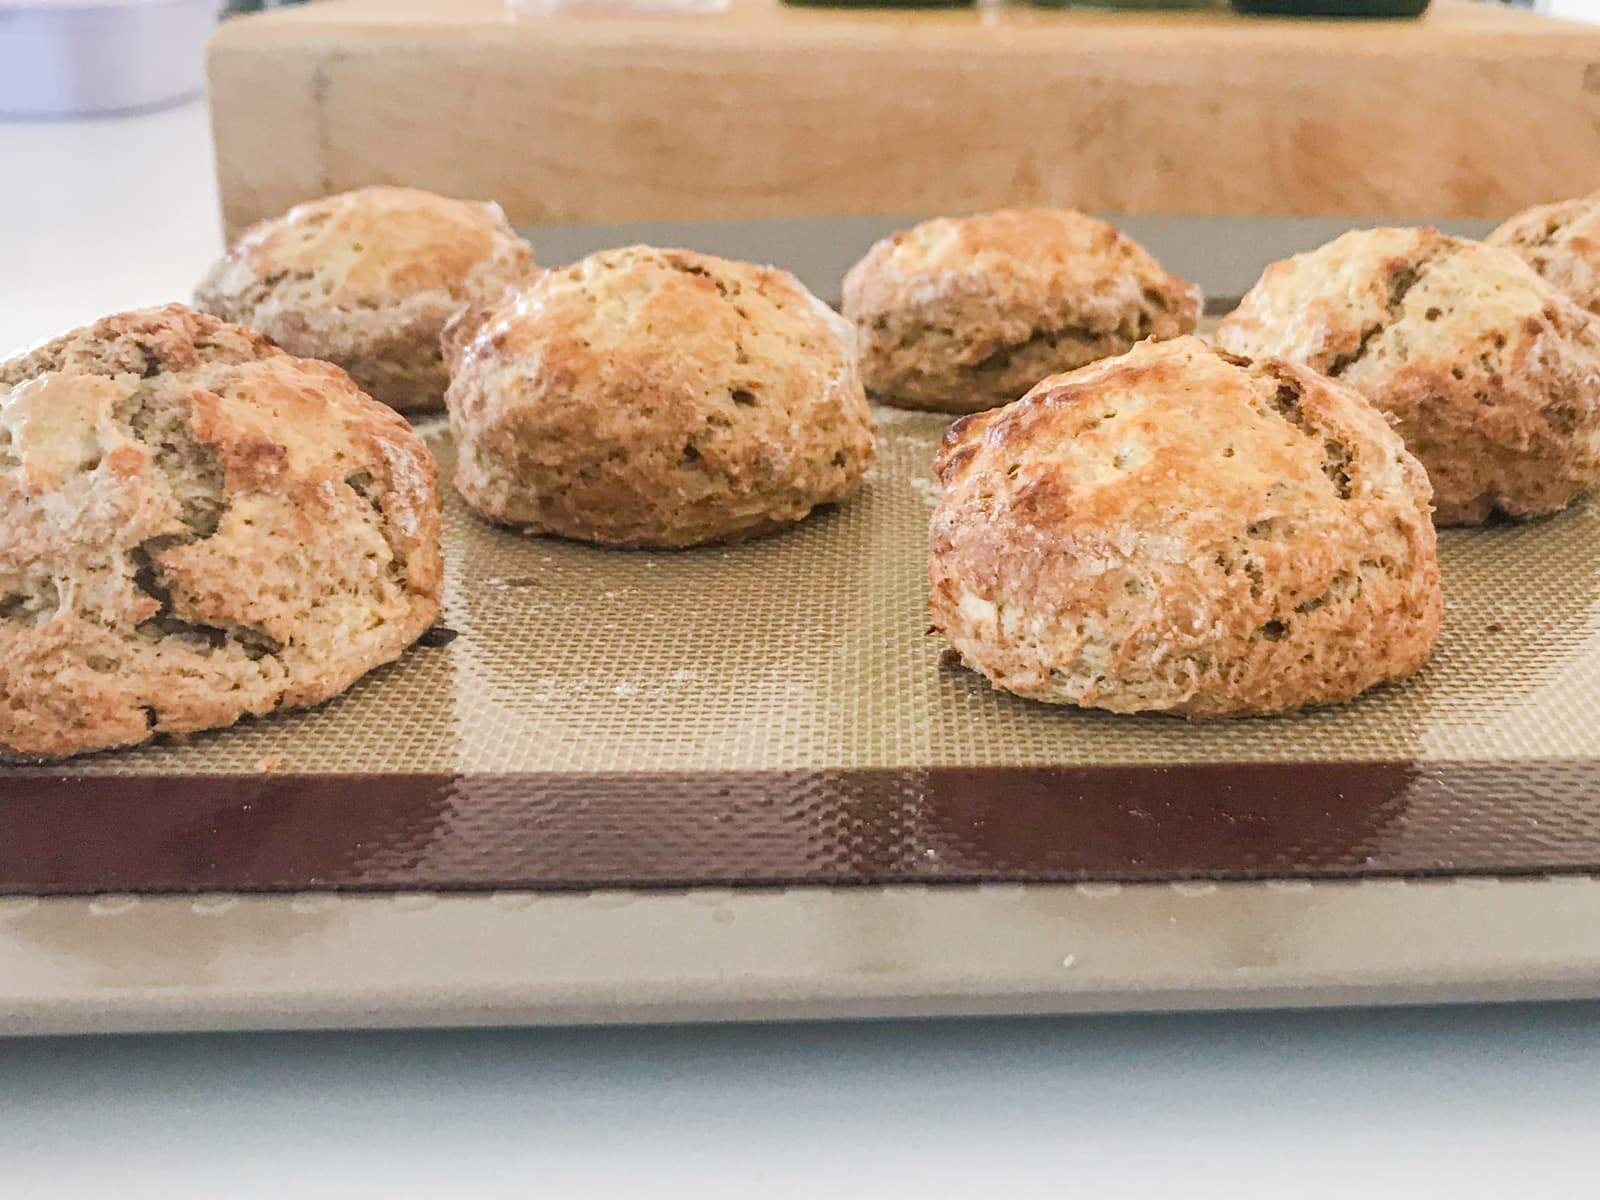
[208,0,1600,236]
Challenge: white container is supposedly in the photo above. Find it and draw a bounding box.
[0,0,221,119]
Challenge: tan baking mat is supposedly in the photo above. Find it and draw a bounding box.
[9,407,1598,778]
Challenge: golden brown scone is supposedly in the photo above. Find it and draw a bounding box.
[1216,227,1600,526]
[445,245,876,548]
[0,305,442,760]
[194,186,533,413]
[929,337,1442,718]
[842,208,1201,414]
[1488,194,1600,316]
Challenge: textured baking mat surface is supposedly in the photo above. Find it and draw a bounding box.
[4,414,1600,893]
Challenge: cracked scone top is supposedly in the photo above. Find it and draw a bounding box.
[1488,193,1600,317]
[1216,227,1600,526]
[842,208,1201,414]
[929,337,1442,718]
[194,186,533,413]
[0,305,443,760]
[445,245,876,548]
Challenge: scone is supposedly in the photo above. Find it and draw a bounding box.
[0,305,443,760]
[842,208,1201,414]
[195,186,533,413]
[444,245,876,548]
[1216,227,1600,525]
[929,337,1442,718]
[1488,194,1600,316]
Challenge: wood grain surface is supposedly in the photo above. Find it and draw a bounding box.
[208,0,1600,236]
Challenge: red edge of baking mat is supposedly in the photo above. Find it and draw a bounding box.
[2,760,1598,894]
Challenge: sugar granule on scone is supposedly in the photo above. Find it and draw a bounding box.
[195,186,533,413]
[0,305,443,760]
[929,337,1442,718]
[842,208,1201,414]
[444,245,876,549]
[1488,193,1600,317]
[1217,227,1600,526]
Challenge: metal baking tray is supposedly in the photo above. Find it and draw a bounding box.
[6,214,1599,1037]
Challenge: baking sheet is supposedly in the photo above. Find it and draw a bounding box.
[4,213,1598,1033]
[5,410,1600,893]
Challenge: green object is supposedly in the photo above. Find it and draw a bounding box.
[1231,0,1429,14]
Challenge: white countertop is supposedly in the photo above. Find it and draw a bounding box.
[4,99,1600,1199]
[2,1004,1599,1198]
[3,100,219,356]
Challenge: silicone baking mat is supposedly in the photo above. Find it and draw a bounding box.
[4,408,1600,895]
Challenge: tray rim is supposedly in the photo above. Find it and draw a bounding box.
[3,874,1598,1036]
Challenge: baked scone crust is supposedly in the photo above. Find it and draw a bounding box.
[842,208,1202,414]
[929,337,1442,717]
[0,305,442,759]
[445,245,876,548]
[1216,227,1600,526]
[1489,194,1600,317]
[195,186,533,413]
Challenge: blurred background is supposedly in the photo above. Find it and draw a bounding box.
[7,0,1600,352]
